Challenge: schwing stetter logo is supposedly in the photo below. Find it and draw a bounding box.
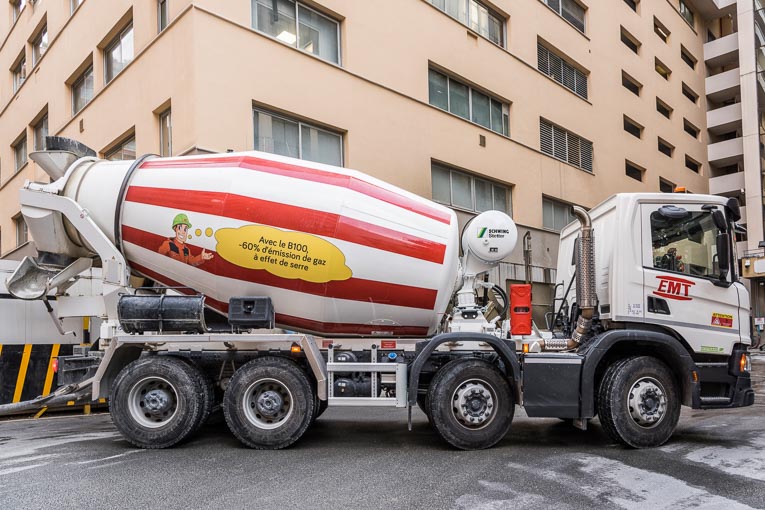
[653,275,695,301]
[477,228,510,239]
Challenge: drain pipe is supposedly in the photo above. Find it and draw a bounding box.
[541,206,596,351]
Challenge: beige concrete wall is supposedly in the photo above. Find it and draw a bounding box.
[0,0,715,266]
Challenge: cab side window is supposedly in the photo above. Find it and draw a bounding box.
[651,209,719,278]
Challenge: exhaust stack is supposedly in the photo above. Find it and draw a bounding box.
[541,206,595,351]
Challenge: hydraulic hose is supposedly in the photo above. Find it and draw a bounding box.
[492,284,509,320]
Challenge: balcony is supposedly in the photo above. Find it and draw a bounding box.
[705,68,741,103]
[685,0,736,17]
[708,170,744,194]
[707,103,742,134]
[708,137,744,166]
[704,32,739,68]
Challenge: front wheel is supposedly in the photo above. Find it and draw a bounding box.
[598,356,680,448]
[428,358,514,450]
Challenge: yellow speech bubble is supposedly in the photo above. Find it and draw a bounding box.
[215,225,353,283]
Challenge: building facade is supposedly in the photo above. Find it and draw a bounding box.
[0,0,759,325]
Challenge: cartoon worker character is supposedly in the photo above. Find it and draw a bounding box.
[158,213,214,266]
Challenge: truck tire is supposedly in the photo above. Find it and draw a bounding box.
[223,356,315,449]
[598,356,680,448]
[110,357,205,449]
[311,395,328,424]
[416,393,431,423]
[428,358,514,450]
[174,357,215,432]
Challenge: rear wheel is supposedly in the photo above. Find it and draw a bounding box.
[428,358,514,450]
[598,356,680,448]
[110,357,204,449]
[223,356,315,449]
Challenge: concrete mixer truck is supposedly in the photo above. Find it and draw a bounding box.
[0,137,753,451]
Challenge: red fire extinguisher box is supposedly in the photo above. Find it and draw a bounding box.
[510,284,532,336]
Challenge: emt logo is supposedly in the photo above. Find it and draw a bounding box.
[653,275,695,301]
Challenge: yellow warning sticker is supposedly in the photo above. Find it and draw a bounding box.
[215,225,352,283]
[710,313,733,328]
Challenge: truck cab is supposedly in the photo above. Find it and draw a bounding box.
[554,193,752,412]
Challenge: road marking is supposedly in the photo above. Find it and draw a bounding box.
[680,435,765,482]
[12,344,33,403]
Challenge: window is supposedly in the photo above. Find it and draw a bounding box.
[105,136,136,161]
[251,0,340,64]
[659,178,675,193]
[253,108,343,166]
[158,0,168,32]
[71,0,84,14]
[540,118,593,172]
[537,43,588,99]
[428,0,504,47]
[651,210,720,279]
[34,114,48,151]
[658,138,674,157]
[32,26,48,66]
[431,162,511,215]
[12,54,26,92]
[14,214,28,247]
[623,0,637,11]
[13,134,27,171]
[542,0,586,33]
[159,109,172,157]
[655,58,671,80]
[11,0,25,22]
[654,17,670,42]
[679,0,694,27]
[623,116,642,138]
[685,155,700,173]
[683,119,699,138]
[620,27,640,54]
[543,197,576,231]
[680,46,696,69]
[428,68,509,135]
[622,71,641,96]
[625,160,644,181]
[681,83,698,103]
[105,23,134,84]
[72,65,94,114]
[656,98,672,118]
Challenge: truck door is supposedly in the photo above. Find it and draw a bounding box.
[641,203,741,355]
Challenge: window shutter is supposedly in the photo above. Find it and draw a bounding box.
[562,61,576,92]
[540,119,554,155]
[537,43,550,75]
[575,69,588,99]
[580,139,593,172]
[553,125,567,160]
[567,134,581,168]
[549,53,563,83]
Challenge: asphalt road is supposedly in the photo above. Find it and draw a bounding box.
[0,356,763,510]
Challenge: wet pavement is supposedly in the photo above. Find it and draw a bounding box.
[0,355,763,509]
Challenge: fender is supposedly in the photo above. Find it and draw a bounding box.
[577,329,698,418]
[407,332,522,407]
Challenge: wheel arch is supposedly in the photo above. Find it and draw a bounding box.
[580,328,698,417]
[407,332,521,407]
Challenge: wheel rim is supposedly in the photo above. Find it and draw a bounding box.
[127,376,179,429]
[627,376,668,428]
[242,378,293,430]
[451,378,496,430]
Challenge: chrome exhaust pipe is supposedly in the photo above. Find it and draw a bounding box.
[571,206,595,344]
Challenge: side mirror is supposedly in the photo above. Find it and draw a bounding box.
[716,232,730,282]
[712,209,727,231]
